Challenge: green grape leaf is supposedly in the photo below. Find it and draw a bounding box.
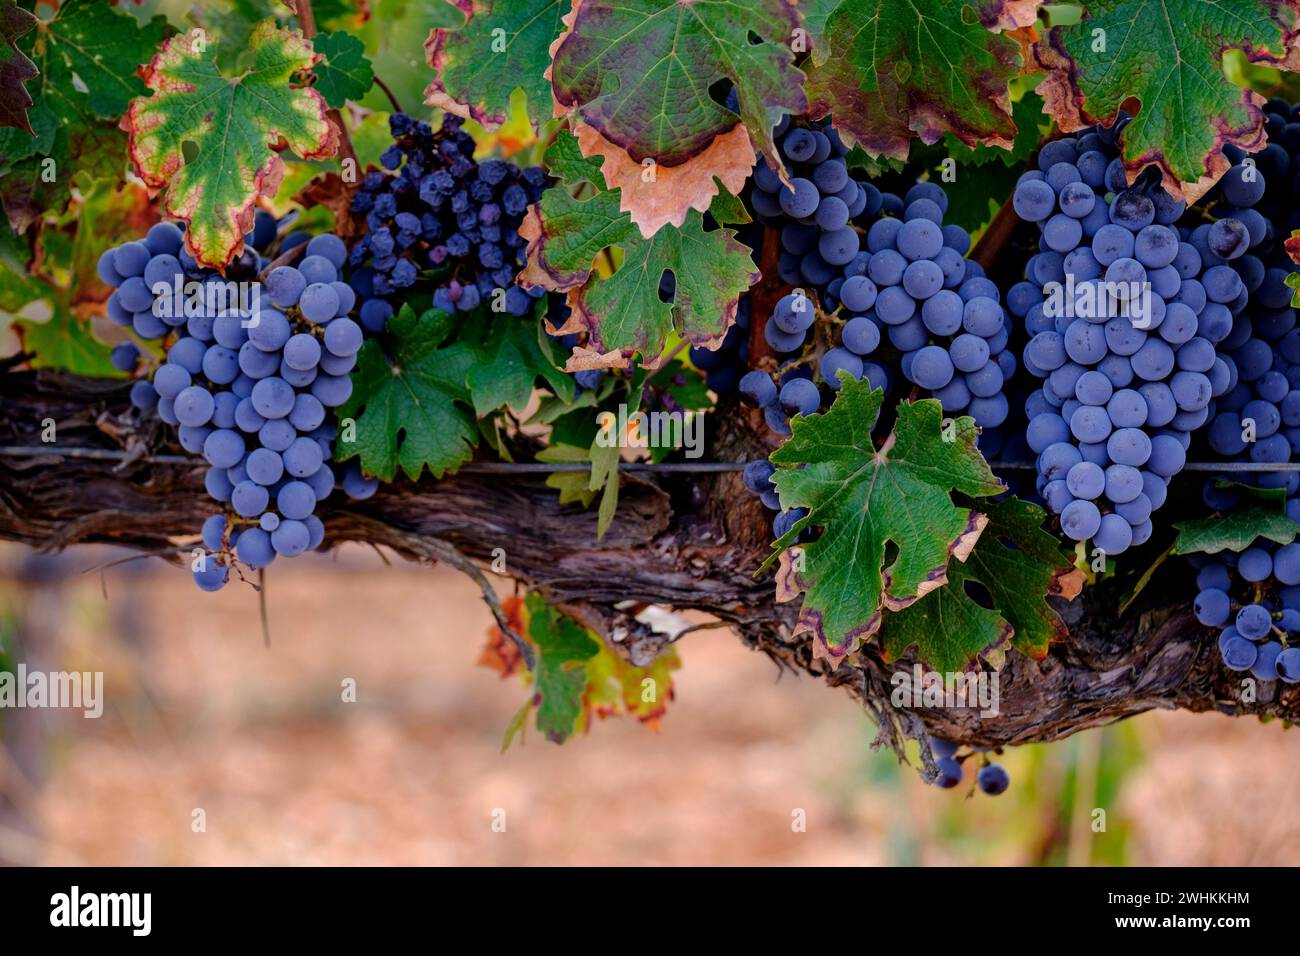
[0,0,167,230]
[1174,484,1300,554]
[525,594,600,743]
[424,0,562,128]
[880,497,1082,671]
[310,29,373,108]
[1,270,116,376]
[34,0,169,123]
[521,130,758,365]
[549,0,806,169]
[1034,0,1298,200]
[0,0,38,133]
[804,0,1040,160]
[125,19,339,269]
[462,309,572,416]
[335,305,478,482]
[767,376,1005,664]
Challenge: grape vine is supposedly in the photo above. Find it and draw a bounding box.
[4,0,1300,797]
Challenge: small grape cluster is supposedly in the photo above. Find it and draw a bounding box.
[926,737,1010,795]
[1192,555,1300,682]
[101,215,376,591]
[347,112,548,330]
[1016,120,1244,555]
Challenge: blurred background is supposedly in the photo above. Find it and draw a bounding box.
[1,540,1298,867]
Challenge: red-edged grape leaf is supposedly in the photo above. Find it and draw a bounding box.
[880,496,1082,671]
[335,305,479,482]
[766,376,1004,665]
[0,0,38,133]
[1033,0,1299,201]
[424,0,561,128]
[125,20,339,270]
[310,29,374,108]
[804,0,1041,160]
[550,0,806,173]
[519,130,757,366]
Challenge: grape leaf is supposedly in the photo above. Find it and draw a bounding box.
[767,375,1005,664]
[125,19,339,269]
[550,0,807,173]
[525,594,600,743]
[804,0,1041,160]
[520,130,758,366]
[880,497,1081,671]
[0,0,37,133]
[581,640,680,731]
[0,0,167,231]
[0,269,115,376]
[424,0,562,129]
[461,309,572,416]
[1174,484,1300,554]
[32,0,169,123]
[335,305,479,481]
[310,29,374,108]
[1034,0,1299,201]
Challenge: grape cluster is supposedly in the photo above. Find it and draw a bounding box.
[1184,96,1300,680]
[347,112,547,330]
[101,216,368,591]
[735,117,1011,538]
[1016,121,1244,555]
[1193,554,1300,681]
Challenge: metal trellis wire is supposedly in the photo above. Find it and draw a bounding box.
[2,445,1300,474]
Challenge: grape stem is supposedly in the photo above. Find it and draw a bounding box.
[294,0,359,176]
[372,75,404,114]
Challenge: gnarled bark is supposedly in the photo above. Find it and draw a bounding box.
[1,364,1296,758]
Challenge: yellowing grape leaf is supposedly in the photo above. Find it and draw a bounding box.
[483,594,680,746]
[581,640,679,731]
[1033,0,1300,201]
[125,20,339,269]
[804,0,1041,160]
[879,496,1083,671]
[424,0,562,129]
[519,129,757,366]
[767,376,1005,665]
